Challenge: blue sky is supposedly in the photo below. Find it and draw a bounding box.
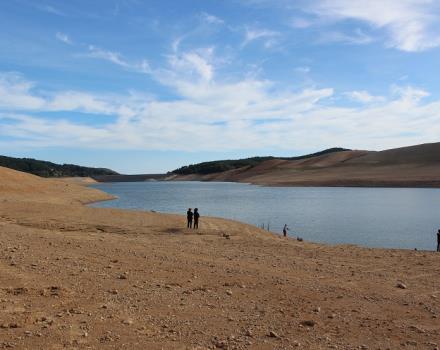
[1,0,440,173]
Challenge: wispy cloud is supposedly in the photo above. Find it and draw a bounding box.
[318,28,373,45]
[87,45,150,74]
[242,28,281,48]
[55,32,72,44]
[345,90,385,104]
[0,73,45,110]
[200,12,224,25]
[2,68,440,153]
[304,0,440,52]
[36,4,65,16]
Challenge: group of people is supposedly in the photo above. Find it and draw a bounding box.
[186,208,200,229]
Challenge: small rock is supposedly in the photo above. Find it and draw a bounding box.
[226,290,232,296]
[268,330,280,338]
[300,320,316,327]
[397,282,407,289]
[117,273,128,280]
[122,319,133,325]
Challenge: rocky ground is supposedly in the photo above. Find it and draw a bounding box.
[0,166,439,349]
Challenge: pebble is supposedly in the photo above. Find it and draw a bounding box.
[268,330,280,338]
[397,282,407,289]
[300,320,316,327]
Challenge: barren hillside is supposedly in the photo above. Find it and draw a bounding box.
[172,143,440,187]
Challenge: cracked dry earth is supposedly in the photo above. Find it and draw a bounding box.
[0,168,440,349]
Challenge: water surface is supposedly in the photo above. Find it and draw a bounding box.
[90,181,440,250]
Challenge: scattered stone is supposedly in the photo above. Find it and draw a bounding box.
[397,282,407,289]
[226,290,233,296]
[122,319,133,325]
[268,330,280,338]
[245,329,253,337]
[300,320,316,327]
[117,273,128,280]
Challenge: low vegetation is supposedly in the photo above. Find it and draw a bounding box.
[0,155,118,178]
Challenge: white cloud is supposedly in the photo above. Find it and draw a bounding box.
[166,48,215,82]
[243,28,281,48]
[318,28,373,45]
[0,73,45,110]
[87,45,150,74]
[345,90,385,103]
[305,0,440,51]
[56,32,72,44]
[1,66,440,154]
[200,12,224,25]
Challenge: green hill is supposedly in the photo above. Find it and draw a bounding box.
[0,155,118,178]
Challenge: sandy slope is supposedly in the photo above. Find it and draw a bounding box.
[0,166,439,349]
[173,143,440,187]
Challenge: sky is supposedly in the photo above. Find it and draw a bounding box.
[1,0,440,174]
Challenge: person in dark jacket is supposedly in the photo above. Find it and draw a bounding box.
[193,208,200,229]
[437,229,440,252]
[187,208,193,228]
[283,224,289,237]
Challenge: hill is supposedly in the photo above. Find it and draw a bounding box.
[171,147,349,175]
[170,142,440,188]
[0,155,118,178]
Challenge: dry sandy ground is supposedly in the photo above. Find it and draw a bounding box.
[0,166,440,349]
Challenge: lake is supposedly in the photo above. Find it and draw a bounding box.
[90,181,440,250]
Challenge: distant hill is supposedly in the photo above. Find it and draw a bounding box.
[172,147,349,175]
[170,142,440,188]
[0,155,118,178]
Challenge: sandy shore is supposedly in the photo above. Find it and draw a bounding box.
[0,166,439,349]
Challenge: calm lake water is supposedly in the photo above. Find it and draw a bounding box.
[90,181,440,250]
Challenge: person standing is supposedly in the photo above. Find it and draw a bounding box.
[437,229,440,252]
[187,208,193,228]
[283,224,289,237]
[193,208,200,229]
